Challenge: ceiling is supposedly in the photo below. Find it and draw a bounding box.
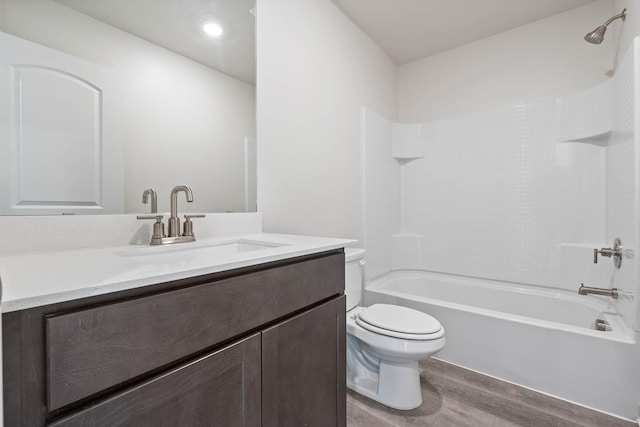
[54,0,256,85]
[51,0,599,84]
[331,0,598,64]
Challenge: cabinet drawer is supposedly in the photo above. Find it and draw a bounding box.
[46,252,344,411]
[48,333,261,427]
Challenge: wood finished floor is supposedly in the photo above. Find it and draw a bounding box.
[346,358,634,427]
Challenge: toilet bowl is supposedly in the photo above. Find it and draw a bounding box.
[344,248,445,410]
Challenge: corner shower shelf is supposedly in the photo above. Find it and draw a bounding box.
[560,131,612,146]
[392,122,425,162]
[393,154,423,163]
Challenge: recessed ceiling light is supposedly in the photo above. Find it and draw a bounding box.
[203,21,223,37]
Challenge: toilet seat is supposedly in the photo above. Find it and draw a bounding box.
[355,304,443,340]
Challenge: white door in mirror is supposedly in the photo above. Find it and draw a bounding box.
[0,33,123,215]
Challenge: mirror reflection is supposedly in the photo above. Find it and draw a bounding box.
[0,0,256,215]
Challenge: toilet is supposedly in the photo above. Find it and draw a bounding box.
[345,248,445,410]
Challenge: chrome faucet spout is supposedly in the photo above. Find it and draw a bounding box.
[170,185,193,217]
[168,185,194,237]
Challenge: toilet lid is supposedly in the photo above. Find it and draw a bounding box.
[356,304,441,337]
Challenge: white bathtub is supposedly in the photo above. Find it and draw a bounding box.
[365,270,637,420]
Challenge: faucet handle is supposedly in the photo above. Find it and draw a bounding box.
[593,248,611,263]
[593,238,623,268]
[137,215,166,244]
[183,214,205,237]
[137,214,164,224]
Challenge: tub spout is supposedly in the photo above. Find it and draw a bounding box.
[578,284,618,299]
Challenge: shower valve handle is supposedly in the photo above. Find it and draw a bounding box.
[593,238,623,268]
[593,248,614,263]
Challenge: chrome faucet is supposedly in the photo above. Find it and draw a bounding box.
[137,185,205,245]
[142,189,157,213]
[578,284,618,299]
[168,185,193,238]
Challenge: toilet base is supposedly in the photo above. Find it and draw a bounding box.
[347,359,422,410]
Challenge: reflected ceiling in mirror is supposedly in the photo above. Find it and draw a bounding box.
[54,0,256,85]
[0,0,256,216]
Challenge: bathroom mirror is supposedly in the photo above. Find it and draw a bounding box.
[0,0,256,215]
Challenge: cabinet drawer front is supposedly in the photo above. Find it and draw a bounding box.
[48,333,261,427]
[46,252,344,411]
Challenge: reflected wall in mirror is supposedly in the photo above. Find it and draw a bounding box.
[0,0,256,215]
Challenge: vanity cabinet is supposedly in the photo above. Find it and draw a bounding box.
[3,250,346,426]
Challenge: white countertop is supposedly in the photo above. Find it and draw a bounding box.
[0,233,355,313]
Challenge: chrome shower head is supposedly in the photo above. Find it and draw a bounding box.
[584,9,626,44]
[584,25,607,44]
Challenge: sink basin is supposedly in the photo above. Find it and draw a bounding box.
[120,239,286,268]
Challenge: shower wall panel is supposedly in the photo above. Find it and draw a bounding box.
[362,109,400,280]
[605,39,639,329]
[363,42,640,329]
[399,97,608,291]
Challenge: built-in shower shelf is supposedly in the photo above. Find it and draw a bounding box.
[393,154,423,163]
[392,122,426,161]
[560,131,612,146]
[559,80,613,145]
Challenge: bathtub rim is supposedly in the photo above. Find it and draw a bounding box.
[366,269,635,344]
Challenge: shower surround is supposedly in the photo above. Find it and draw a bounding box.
[362,39,640,420]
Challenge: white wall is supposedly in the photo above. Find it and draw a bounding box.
[613,0,640,68]
[369,3,640,419]
[0,0,255,214]
[364,2,620,290]
[614,0,640,359]
[398,1,614,123]
[605,38,637,331]
[390,1,640,307]
[256,0,397,242]
[391,0,640,327]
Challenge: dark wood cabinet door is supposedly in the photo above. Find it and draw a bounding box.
[48,333,261,427]
[262,296,346,427]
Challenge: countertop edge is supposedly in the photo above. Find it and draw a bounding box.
[1,234,356,313]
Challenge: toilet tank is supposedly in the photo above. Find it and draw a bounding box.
[344,248,365,311]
